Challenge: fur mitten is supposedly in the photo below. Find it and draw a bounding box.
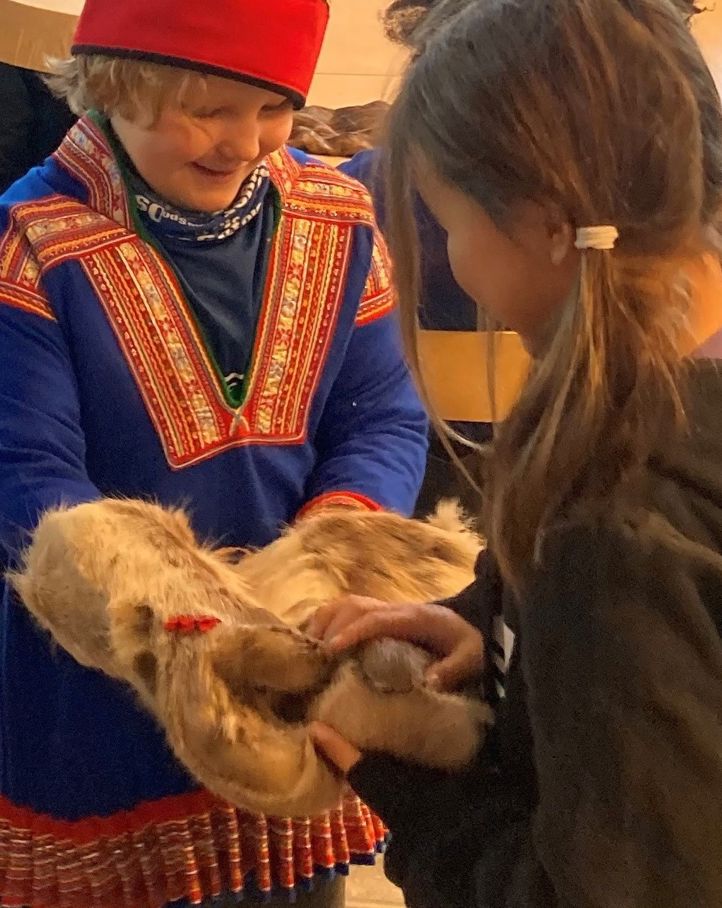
[11,499,490,817]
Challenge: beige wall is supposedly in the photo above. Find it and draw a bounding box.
[310,1,722,109]
[307,0,407,107]
[693,5,722,91]
[1,1,722,105]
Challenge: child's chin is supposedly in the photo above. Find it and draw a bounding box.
[197,193,238,213]
[173,187,242,214]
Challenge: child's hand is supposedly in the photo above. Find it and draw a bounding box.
[306,595,484,692]
[310,721,362,774]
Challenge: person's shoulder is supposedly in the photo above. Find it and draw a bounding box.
[271,144,373,198]
[0,166,55,209]
[531,483,720,623]
[538,507,660,575]
[338,149,382,184]
[0,161,124,282]
[268,145,377,227]
[0,167,59,243]
[0,136,87,213]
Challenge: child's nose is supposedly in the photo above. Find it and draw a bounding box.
[218,119,261,163]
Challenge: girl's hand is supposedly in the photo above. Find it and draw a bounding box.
[305,595,484,691]
[310,721,362,774]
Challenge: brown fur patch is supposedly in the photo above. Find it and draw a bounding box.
[133,651,158,694]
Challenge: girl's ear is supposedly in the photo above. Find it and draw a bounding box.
[547,210,575,267]
[519,201,577,268]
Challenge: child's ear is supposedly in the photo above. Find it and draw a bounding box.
[545,207,575,267]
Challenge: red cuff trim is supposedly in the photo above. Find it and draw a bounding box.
[355,291,395,327]
[298,491,382,519]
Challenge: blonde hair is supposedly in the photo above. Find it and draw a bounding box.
[385,0,722,591]
[47,55,207,123]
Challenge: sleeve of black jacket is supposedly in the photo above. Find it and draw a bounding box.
[439,549,501,635]
[0,64,32,193]
[349,521,722,907]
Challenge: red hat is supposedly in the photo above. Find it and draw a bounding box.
[72,0,329,108]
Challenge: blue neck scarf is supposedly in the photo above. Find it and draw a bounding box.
[129,162,270,244]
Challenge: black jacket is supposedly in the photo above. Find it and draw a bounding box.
[349,359,722,907]
[0,63,75,194]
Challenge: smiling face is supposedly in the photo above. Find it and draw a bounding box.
[111,74,294,213]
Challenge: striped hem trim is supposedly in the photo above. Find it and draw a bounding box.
[0,790,386,908]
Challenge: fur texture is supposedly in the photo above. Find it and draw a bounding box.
[11,499,489,817]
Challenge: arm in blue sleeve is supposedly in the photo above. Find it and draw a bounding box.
[303,308,428,516]
[302,227,427,516]
[0,292,100,568]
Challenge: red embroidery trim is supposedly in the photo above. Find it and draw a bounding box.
[355,226,396,327]
[297,491,383,519]
[163,615,222,635]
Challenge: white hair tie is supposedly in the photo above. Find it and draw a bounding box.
[575,225,619,250]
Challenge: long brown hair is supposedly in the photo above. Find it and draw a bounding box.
[385,0,722,589]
